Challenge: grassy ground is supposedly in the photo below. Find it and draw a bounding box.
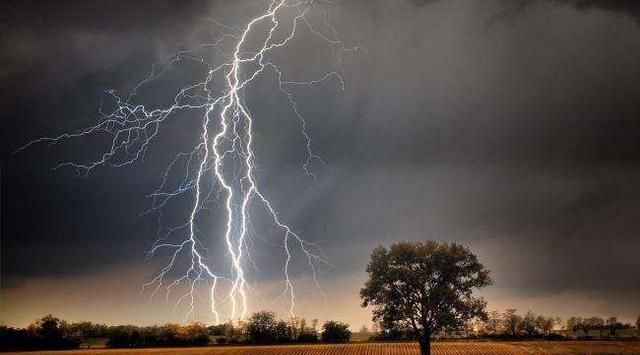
[5,341,640,355]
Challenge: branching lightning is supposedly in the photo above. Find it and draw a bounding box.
[18,0,360,323]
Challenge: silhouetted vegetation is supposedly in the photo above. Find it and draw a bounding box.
[1,311,326,351]
[469,308,564,339]
[321,321,351,342]
[105,323,210,348]
[217,312,320,344]
[0,315,81,351]
[244,311,293,344]
[359,241,640,354]
[361,241,492,355]
[366,308,640,342]
[1,306,637,351]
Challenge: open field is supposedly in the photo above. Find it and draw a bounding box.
[6,342,640,355]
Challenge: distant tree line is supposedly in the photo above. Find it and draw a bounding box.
[1,315,85,351]
[370,309,640,341]
[478,309,563,338]
[208,311,350,344]
[565,316,637,338]
[104,323,210,348]
[0,312,351,351]
[2,311,638,351]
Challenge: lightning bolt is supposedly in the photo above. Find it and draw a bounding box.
[17,0,360,323]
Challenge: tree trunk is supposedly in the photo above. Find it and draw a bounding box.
[418,332,431,355]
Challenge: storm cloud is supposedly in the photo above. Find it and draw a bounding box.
[2,0,640,326]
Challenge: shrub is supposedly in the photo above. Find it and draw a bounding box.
[321,321,351,342]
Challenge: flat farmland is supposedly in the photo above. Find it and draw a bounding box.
[6,342,640,355]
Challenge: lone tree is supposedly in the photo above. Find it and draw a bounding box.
[360,241,492,355]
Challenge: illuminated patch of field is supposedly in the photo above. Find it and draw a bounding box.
[6,341,640,355]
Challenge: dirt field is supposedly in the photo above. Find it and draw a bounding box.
[6,341,640,355]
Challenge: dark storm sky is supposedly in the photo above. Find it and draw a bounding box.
[2,0,640,326]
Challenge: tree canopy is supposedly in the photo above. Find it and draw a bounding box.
[321,321,351,342]
[360,241,492,355]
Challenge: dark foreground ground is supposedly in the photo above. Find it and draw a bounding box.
[5,341,640,355]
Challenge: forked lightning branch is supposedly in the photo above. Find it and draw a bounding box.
[18,0,360,323]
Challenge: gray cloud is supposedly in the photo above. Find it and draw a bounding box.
[560,0,640,21]
[2,0,640,321]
